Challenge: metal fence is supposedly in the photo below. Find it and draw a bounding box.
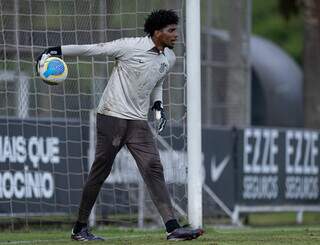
[0,0,251,228]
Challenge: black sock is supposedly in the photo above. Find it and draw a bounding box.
[165,219,181,233]
[73,221,87,234]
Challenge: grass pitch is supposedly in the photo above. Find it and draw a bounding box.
[0,226,320,245]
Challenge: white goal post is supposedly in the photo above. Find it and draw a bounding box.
[186,0,202,228]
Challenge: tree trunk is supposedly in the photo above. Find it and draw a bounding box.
[303,0,320,128]
[226,0,251,126]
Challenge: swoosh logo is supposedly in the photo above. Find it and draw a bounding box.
[133,58,144,63]
[211,155,230,182]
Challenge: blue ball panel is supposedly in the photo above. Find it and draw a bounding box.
[43,60,65,78]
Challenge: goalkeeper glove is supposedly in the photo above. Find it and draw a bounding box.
[151,101,167,133]
[36,46,62,75]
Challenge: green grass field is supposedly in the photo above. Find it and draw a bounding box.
[1,226,320,245]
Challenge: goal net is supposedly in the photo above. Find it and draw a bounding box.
[0,0,187,228]
[0,0,251,229]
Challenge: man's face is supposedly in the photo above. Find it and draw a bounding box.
[156,24,178,49]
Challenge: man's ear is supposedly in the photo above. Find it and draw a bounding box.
[154,30,162,39]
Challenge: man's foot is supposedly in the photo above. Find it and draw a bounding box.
[167,227,204,241]
[71,226,105,241]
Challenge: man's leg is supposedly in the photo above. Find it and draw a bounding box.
[72,114,127,241]
[126,120,176,223]
[125,120,204,241]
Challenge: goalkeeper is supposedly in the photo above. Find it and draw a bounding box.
[37,9,203,242]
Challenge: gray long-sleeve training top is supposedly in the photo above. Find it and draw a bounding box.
[61,36,176,120]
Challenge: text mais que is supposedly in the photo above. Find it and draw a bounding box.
[0,136,60,200]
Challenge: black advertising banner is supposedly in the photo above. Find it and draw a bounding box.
[0,117,89,215]
[1,117,319,216]
[237,127,320,206]
[202,127,236,210]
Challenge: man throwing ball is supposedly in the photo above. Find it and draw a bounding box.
[37,9,204,242]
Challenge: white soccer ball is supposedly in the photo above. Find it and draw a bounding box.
[38,56,68,85]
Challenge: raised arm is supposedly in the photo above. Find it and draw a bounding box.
[61,39,128,57]
[35,38,132,75]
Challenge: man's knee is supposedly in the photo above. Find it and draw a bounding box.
[144,157,164,176]
[87,157,113,185]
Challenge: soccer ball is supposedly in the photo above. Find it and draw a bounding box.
[38,56,68,85]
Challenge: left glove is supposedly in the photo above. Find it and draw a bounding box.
[36,46,62,75]
[151,101,167,133]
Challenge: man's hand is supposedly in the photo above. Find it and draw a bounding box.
[151,101,167,133]
[36,46,62,75]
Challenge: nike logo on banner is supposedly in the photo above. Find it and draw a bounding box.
[211,155,230,182]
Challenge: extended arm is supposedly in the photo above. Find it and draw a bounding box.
[36,38,130,74]
[61,40,127,57]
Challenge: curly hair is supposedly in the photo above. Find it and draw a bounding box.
[144,9,179,37]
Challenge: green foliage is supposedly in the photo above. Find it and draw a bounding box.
[252,0,303,64]
[278,0,300,20]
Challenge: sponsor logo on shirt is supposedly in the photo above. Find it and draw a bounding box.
[132,58,144,64]
[159,63,168,73]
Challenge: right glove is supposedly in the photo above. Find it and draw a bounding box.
[151,101,167,133]
[36,46,62,75]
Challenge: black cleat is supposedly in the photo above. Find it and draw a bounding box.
[167,227,204,241]
[71,227,105,241]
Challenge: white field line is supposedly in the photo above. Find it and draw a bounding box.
[0,239,67,245]
[0,234,154,244]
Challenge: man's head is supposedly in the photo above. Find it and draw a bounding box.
[144,9,179,49]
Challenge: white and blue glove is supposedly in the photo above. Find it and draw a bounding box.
[151,101,167,133]
[36,46,62,75]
